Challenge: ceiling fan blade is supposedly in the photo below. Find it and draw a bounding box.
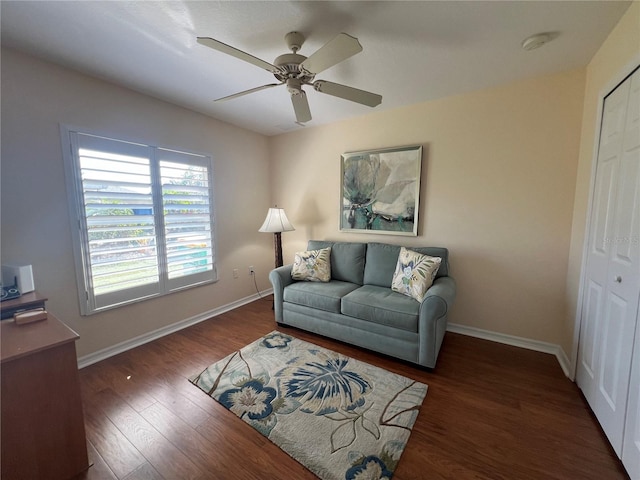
[291,91,312,123]
[313,80,382,107]
[300,33,363,75]
[214,83,283,102]
[197,37,280,74]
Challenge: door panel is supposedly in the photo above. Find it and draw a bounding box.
[612,146,639,266]
[579,280,604,380]
[591,156,617,259]
[598,292,631,417]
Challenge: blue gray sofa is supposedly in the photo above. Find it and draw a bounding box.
[269,240,456,368]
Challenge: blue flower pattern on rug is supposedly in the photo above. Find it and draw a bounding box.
[218,378,277,420]
[345,455,393,480]
[261,331,292,349]
[277,354,372,415]
[189,332,427,480]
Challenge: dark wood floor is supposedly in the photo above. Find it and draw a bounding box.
[75,297,628,480]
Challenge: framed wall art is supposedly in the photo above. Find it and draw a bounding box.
[340,145,422,236]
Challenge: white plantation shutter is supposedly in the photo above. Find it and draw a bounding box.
[63,128,216,314]
[159,148,215,290]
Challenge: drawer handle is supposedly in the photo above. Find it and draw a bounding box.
[614,275,622,283]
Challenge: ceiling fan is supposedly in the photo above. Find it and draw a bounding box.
[197,31,382,124]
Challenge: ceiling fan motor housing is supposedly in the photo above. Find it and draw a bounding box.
[273,53,315,85]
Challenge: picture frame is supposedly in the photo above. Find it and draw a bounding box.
[340,145,422,236]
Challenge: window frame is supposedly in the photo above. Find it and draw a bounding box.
[61,125,218,315]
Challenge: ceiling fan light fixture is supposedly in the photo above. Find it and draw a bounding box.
[521,32,553,51]
[286,78,303,94]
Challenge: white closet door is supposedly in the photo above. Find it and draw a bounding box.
[577,67,640,456]
[576,78,629,410]
[620,68,640,478]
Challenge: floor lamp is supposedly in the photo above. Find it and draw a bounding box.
[259,206,295,268]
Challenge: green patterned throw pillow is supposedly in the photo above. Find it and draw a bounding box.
[391,247,442,302]
[291,247,332,282]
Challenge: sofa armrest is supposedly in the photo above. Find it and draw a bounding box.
[418,276,457,367]
[269,265,294,323]
[422,276,456,315]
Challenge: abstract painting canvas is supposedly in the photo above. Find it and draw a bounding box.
[340,145,422,235]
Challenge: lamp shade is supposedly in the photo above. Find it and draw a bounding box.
[258,207,295,233]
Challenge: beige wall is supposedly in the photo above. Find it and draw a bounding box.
[566,3,640,359]
[269,68,586,347]
[1,48,274,357]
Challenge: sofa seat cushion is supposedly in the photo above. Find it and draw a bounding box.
[341,285,419,333]
[283,280,360,313]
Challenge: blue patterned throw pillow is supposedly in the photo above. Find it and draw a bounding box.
[291,247,332,282]
[391,247,441,301]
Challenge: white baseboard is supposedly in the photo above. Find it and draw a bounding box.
[77,296,574,380]
[77,289,273,369]
[447,323,573,379]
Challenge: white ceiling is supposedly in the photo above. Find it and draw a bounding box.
[1,1,631,136]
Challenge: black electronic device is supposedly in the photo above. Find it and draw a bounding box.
[1,277,21,302]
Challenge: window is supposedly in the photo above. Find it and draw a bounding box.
[62,127,216,314]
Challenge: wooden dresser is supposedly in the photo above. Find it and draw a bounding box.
[1,311,89,479]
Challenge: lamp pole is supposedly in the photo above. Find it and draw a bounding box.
[274,231,284,268]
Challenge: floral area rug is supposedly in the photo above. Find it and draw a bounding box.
[189,331,428,480]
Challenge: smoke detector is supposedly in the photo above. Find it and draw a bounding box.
[521,33,553,51]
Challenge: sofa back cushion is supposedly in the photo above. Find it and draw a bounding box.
[307,240,367,285]
[363,243,449,288]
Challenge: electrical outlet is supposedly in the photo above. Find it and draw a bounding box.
[233,269,239,279]
[249,266,255,276]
